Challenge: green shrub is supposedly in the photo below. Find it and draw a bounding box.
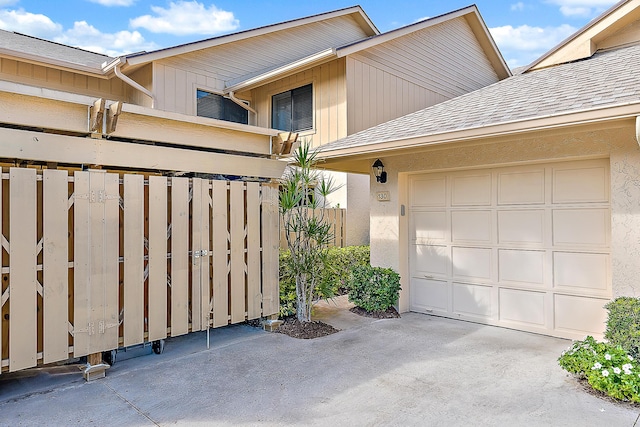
[605,297,640,359]
[347,265,401,312]
[279,246,370,318]
[559,336,640,403]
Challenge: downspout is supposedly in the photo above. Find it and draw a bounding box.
[227,91,257,114]
[114,62,155,108]
[636,116,640,145]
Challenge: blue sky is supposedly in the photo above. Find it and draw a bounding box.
[0,0,620,68]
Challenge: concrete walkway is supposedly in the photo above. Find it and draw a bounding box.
[1,297,639,426]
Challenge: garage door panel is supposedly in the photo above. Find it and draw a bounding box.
[452,282,492,318]
[412,211,447,243]
[452,174,491,206]
[553,252,609,291]
[452,247,492,280]
[498,210,544,245]
[554,294,607,335]
[451,210,492,243]
[413,244,448,276]
[498,249,545,285]
[410,278,448,313]
[411,177,446,207]
[499,289,546,326]
[409,159,610,339]
[498,170,545,205]
[553,165,608,204]
[553,209,609,247]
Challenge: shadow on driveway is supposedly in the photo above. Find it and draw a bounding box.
[1,304,639,426]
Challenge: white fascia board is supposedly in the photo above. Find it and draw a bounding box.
[0,48,107,78]
[318,101,640,159]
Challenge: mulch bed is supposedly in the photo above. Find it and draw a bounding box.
[275,317,339,339]
[349,306,400,319]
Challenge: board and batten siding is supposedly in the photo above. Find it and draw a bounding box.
[250,58,347,147]
[152,15,367,115]
[126,64,153,108]
[0,57,127,101]
[346,16,501,134]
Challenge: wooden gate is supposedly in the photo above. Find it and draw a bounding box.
[0,168,279,373]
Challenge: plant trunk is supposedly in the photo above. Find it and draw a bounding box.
[296,275,311,323]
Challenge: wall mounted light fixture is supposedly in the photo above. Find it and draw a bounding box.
[372,159,387,184]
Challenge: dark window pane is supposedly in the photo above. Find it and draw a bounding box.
[271,84,312,132]
[291,84,312,132]
[197,90,248,125]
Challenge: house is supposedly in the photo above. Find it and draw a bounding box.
[0,4,509,375]
[1,5,507,246]
[318,0,640,341]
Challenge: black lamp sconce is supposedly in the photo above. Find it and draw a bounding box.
[372,159,387,184]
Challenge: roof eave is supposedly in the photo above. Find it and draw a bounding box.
[0,47,108,78]
[319,101,640,161]
[335,5,511,79]
[125,6,378,67]
[225,48,337,93]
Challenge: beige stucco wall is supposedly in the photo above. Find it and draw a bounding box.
[368,122,640,312]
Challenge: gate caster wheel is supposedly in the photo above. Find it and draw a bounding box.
[152,340,165,354]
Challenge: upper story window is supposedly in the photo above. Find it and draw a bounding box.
[271,84,312,132]
[197,90,248,125]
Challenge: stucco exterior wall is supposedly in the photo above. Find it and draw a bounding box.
[368,122,640,312]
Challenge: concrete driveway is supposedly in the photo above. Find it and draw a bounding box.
[1,300,639,426]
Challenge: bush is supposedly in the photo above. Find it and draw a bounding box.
[279,246,370,318]
[559,336,640,403]
[605,297,640,359]
[347,265,401,312]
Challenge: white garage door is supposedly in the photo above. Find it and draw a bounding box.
[409,159,611,339]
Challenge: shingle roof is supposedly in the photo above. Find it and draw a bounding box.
[0,29,112,70]
[321,43,640,152]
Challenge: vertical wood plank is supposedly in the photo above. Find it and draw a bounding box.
[200,181,210,330]
[246,182,261,320]
[190,178,202,331]
[170,177,189,336]
[261,184,280,317]
[148,176,167,341]
[230,182,245,324]
[43,169,69,364]
[73,171,90,357]
[88,171,106,353]
[123,174,144,347]
[103,172,120,351]
[0,168,2,369]
[212,180,228,327]
[9,168,37,371]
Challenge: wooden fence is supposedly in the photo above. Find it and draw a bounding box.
[279,208,346,249]
[0,167,279,373]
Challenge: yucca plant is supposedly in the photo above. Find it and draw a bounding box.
[279,140,337,322]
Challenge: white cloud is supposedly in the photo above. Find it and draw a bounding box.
[511,2,525,11]
[0,8,62,38]
[55,21,158,56]
[130,1,239,36]
[545,0,618,17]
[87,0,136,6]
[490,23,577,68]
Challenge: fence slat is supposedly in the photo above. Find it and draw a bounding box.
[43,169,69,364]
[261,184,279,317]
[191,178,202,332]
[147,176,167,341]
[199,181,210,330]
[170,177,189,336]
[73,171,90,357]
[246,182,261,320]
[103,172,120,351]
[212,180,228,327]
[230,182,245,324]
[9,168,37,371]
[123,174,144,346]
[0,168,3,371]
